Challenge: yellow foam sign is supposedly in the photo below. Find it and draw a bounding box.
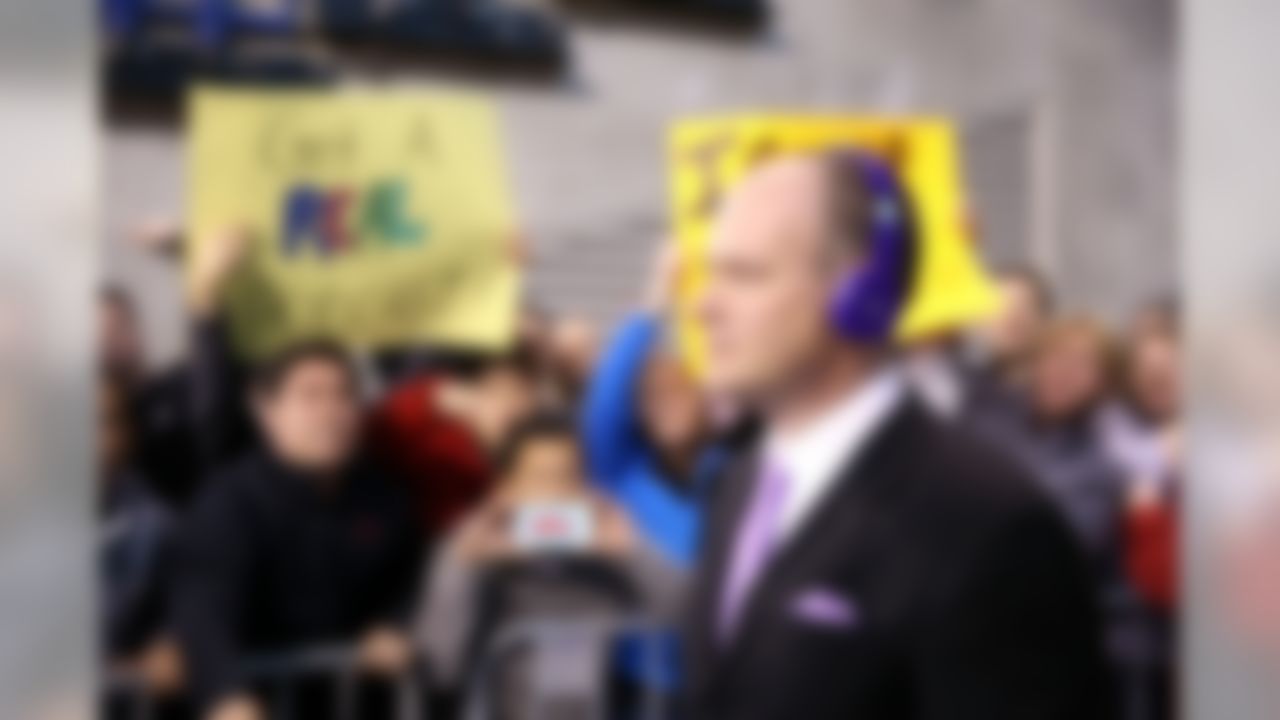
[669,114,999,373]
[188,88,519,358]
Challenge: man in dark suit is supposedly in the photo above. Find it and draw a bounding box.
[684,150,1113,719]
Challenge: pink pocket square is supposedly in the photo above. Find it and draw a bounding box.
[790,587,860,629]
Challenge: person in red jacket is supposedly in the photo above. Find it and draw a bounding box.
[1104,307,1181,611]
[1103,303,1180,720]
[1125,480,1178,612]
[367,350,540,538]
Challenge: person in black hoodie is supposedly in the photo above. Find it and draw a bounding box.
[173,338,423,720]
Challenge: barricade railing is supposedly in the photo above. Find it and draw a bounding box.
[104,643,426,720]
[1101,585,1172,720]
[104,604,1167,720]
[463,616,673,720]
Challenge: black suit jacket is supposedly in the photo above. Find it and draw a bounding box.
[685,399,1114,720]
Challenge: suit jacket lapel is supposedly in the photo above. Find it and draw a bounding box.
[715,399,928,675]
[688,444,764,675]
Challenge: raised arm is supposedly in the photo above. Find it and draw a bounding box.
[581,312,662,485]
[187,225,256,474]
[581,243,682,486]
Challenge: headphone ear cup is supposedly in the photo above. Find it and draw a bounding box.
[826,152,915,343]
[830,269,868,340]
[830,259,897,342]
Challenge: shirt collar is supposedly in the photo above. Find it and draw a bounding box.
[765,366,905,530]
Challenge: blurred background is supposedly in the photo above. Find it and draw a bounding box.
[17,0,1200,719]
[103,0,1174,365]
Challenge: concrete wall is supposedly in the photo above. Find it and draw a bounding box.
[105,0,1174,365]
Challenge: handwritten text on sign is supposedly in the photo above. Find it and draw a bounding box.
[282,179,426,256]
[188,89,519,357]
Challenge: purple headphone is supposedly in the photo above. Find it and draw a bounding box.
[826,149,917,343]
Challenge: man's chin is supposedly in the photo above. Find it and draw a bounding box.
[701,368,760,402]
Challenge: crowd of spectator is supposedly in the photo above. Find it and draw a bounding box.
[99,220,1180,720]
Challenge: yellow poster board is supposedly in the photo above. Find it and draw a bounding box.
[188,88,519,358]
[669,114,998,373]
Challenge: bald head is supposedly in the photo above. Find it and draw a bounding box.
[720,155,832,259]
[716,154,868,269]
[696,152,870,401]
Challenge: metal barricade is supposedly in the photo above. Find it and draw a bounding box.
[462,605,1175,720]
[463,616,673,720]
[104,668,157,720]
[1101,585,1172,720]
[104,643,428,720]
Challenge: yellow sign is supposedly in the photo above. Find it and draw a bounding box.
[669,114,999,372]
[188,88,519,357]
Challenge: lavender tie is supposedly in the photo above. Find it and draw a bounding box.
[717,458,790,642]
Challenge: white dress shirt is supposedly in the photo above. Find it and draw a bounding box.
[904,350,965,419]
[765,366,906,539]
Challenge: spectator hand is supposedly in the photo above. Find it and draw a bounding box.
[206,694,265,720]
[643,239,682,312]
[595,501,638,557]
[131,215,184,260]
[356,625,413,677]
[506,229,532,268]
[137,636,185,697]
[456,499,519,563]
[188,224,251,318]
